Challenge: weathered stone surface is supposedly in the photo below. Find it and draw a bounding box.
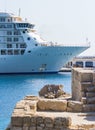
[29,126,36,130]
[86,92,95,98]
[67,100,83,112]
[24,95,38,101]
[36,116,44,125]
[39,84,65,98]
[11,127,22,130]
[83,104,95,112]
[81,82,92,91]
[87,86,95,92]
[44,117,54,124]
[11,116,23,127]
[13,108,25,116]
[64,117,72,126]
[22,126,28,130]
[31,116,36,126]
[81,73,93,82]
[45,123,53,128]
[23,116,31,127]
[37,99,67,111]
[36,126,43,130]
[81,97,87,104]
[87,97,95,104]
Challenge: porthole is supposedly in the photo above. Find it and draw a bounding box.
[28,50,31,53]
[23,31,25,33]
[27,37,30,40]
[35,44,38,46]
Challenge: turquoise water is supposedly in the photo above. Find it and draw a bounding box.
[0,72,71,130]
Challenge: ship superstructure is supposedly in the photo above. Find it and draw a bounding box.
[0,12,89,73]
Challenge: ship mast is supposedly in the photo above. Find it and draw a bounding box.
[18,8,21,16]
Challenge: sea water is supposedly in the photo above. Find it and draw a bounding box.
[0,72,71,130]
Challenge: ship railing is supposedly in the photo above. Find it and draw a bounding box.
[40,42,90,47]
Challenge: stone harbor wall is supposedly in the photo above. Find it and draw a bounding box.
[6,68,95,130]
[9,96,72,130]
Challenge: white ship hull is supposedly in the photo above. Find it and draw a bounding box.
[0,46,88,74]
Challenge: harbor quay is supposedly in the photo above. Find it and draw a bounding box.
[6,68,95,130]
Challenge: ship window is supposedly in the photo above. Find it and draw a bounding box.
[7,31,12,35]
[1,50,6,55]
[0,17,5,22]
[7,18,12,22]
[76,61,83,67]
[14,37,19,42]
[85,61,93,67]
[7,24,12,28]
[14,50,19,55]
[7,37,12,42]
[8,50,13,55]
[14,31,21,35]
[0,24,6,28]
[7,44,12,48]
[27,37,30,40]
[21,50,25,55]
[16,44,19,48]
[20,44,26,48]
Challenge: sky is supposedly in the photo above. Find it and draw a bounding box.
[0,0,95,56]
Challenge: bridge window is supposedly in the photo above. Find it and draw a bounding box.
[76,61,83,67]
[85,61,93,67]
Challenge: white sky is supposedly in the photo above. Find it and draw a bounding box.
[0,0,95,56]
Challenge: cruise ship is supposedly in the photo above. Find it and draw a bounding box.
[0,12,89,74]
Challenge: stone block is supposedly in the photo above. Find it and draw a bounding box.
[13,108,25,116]
[62,117,72,127]
[23,116,31,127]
[79,72,93,82]
[36,126,43,130]
[54,117,63,126]
[67,100,83,112]
[83,104,95,112]
[93,73,95,82]
[81,97,87,104]
[24,95,38,101]
[11,127,22,130]
[86,92,95,98]
[87,97,95,104]
[66,107,73,112]
[29,126,36,130]
[30,116,36,126]
[44,117,54,124]
[39,124,45,127]
[29,101,37,110]
[37,99,67,111]
[45,123,53,128]
[22,126,28,130]
[11,116,23,127]
[81,92,86,97]
[15,101,25,109]
[81,82,92,91]
[87,86,95,92]
[36,116,44,125]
